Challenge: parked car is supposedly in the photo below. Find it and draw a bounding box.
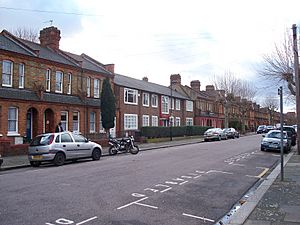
[280,126,297,146]
[204,128,227,141]
[257,125,267,134]
[0,154,3,168]
[28,132,102,167]
[261,130,291,153]
[266,125,275,133]
[223,128,240,139]
[293,124,297,133]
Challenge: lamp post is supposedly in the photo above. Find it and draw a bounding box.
[170,82,173,141]
[278,86,284,181]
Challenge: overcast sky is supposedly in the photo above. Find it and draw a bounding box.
[1,0,300,111]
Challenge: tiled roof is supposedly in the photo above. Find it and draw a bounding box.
[0,30,112,76]
[114,74,189,99]
[0,88,100,107]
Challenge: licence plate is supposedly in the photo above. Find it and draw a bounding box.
[32,155,43,160]
[269,144,277,148]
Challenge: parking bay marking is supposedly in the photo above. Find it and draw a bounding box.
[117,197,158,210]
[182,213,215,223]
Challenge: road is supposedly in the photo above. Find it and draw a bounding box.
[0,134,280,225]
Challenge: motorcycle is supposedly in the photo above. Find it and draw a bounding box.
[108,136,139,155]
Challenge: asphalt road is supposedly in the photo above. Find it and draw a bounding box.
[0,134,280,225]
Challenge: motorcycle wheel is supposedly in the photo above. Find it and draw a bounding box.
[109,146,118,155]
[129,145,139,154]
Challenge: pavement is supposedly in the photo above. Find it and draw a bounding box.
[1,135,300,225]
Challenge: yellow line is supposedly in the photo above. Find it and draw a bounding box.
[257,168,269,178]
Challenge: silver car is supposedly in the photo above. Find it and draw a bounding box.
[28,132,102,167]
[204,128,227,141]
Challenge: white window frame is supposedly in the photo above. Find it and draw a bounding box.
[7,107,18,135]
[94,79,100,98]
[87,77,91,97]
[55,71,63,93]
[61,111,68,131]
[186,100,193,112]
[142,115,150,127]
[67,73,72,94]
[175,117,181,126]
[18,63,24,88]
[186,117,194,126]
[176,99,180,110]
[161,96,169,114]
[151,94,158,108]
[124,114,138,130]
[45,69,51,92]
[2,60,13,87]
[99,113,105,133]
[142,93,149,107]
[72,111,79,132]
[90,112,96,133]
[169,98,174,110]
[151,116,158,126]
[124,88,138,105]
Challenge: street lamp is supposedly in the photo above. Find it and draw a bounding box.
[169,81,173,141]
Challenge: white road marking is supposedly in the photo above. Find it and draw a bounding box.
[117,197,158,210]
[196,170,205,174]
[230,163,245,167]
[181,175,192,179]
[193,175,202,179]
[179,181,188,185]
[206,170,233,175]
[160,187,172,193]
[272,154,281,157]
[182,213,215,223]
[76,216,98,225]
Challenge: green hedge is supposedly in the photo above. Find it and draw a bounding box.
[140,126,211,138]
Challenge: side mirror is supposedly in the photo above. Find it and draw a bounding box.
[85,138,89,143]
[262,135,265,138]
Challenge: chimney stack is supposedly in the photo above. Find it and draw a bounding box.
[190,80,200,92]
[39,26,61,50]
[206,85,215,91]
[103,64,115,73]
[170,74,181,86]
[142,77,148,82]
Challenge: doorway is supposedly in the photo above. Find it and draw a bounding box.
[44,108,54,133]
[26,108,38,141]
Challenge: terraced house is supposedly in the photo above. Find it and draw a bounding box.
[114,74,194,137]
[0,26,114,147]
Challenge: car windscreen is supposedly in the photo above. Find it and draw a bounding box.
[267,132,287,139]
[30,134,54,146]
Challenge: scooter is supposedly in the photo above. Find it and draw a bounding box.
[108,136,139,155]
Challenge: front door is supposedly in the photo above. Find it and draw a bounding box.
[26,110,33,141]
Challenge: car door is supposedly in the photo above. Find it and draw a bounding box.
[60,133,78,159]
[72,133,92,158]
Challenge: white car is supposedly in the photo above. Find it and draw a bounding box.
[28,132,102,167]
[204,128,227,141]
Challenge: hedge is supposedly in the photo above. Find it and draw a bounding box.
[140,126,211,138]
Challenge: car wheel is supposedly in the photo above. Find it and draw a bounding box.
[218,136,221,141]
[53,152,65,166]
[30,161,41,167]
[261,147,265,151]
[92,148,101,160]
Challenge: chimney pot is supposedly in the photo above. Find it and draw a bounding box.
[142,77,148,82]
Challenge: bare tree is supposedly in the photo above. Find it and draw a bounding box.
[12,27,38,43]
[258,29,296,97]
[262,97,279,125]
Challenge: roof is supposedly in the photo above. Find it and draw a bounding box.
[0,30,112,76]
[0,88,101,107]
[114,74,189,100]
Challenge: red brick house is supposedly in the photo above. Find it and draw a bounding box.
[0,26,114,149]
[114,74,194,136]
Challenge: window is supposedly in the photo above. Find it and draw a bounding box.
[176,99,180,110]
[94,79,100,98]
[2,60,13,87]
[99,113,105,133]
[169,116,174,126]
[142,93,149,106]
[161,96,169,114]
[45,69,51,92]
[67,73,72,94]
[151,94,158,107]
[124,88,138,105]
[142,115,149,127]
[90,112,96,133]
[152,116,158,126]
[72,112,79,132]
[169,98,174,110]
[186,100,193,112]
[124,114,138,130]
[8,107,18,134]
[175,117,181,126]
[87,77,91,97]
[186,117,194,126]
[55,71,63,93]
[61,133,73,143]
[73,134,86,142]
[60,111,68,131]
[18,63,24,88]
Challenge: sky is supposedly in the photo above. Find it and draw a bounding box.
[0,0,300,111]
